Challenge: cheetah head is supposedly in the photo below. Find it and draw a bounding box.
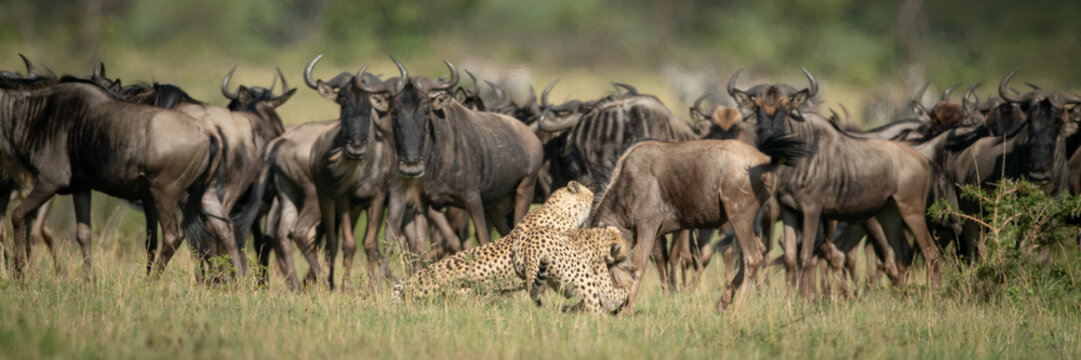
[544,181,594,226]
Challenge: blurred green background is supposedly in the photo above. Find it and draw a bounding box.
[3,0,1079,126]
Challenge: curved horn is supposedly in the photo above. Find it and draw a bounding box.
[840,103,851,123]
[913,82,930,104]
[612,82,639,96]
[389,55,409,83]
[431,60,459,91]
[693,92,712,118]
[276,67,290,94]
[93,60,106,80]
[963,83,981,110]
[1025,82,1041,91]
[304,54,324,90]
[999,69,1023,103]
[537,108,582,132]
[727,68,744,97]
[486,80,511,108]
[18,54,40,77]
[541,79,560,107]
[1054,90,1081,105]
[801,67,818,99]
[828,108,841,124]
[221,65,238,100]
[941,83,960,102]
[465,69,479,93]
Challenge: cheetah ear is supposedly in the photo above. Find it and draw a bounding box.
[568,181,580,194]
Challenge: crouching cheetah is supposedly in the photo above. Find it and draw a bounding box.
[513,226,632,314]
[394,181,594,299]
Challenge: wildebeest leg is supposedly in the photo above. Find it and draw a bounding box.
[31,199,60,273]
[863,217,901,286]
[688,228,715,292]
[11,184,59,277]
[817,240,848,298]
[626,220,661,310]
[512,174,537,225]
[150,187,185,279]
[319,199,339,289]
[203,193,245,278]
[72,191,95,281]
[383,189,407,250]
[651,236,671,292]
[360,194,386,292]
[426,207,462,254]
[465,192,492,246]
[780,210,800,290]
[797,207,822,298]
[143,197,159,275]
[338,206,360,291]
[896,201,942,287]
[719,199,764,311]
[668,230,690,292]
[270,197,302,290]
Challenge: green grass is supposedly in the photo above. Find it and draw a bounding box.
[2,235,1079,359]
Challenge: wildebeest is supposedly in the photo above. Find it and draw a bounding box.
[0,74,225,279]
[306,55,404,290]
[382,58,543,252]
[590,134,810,311]
[729,68,943,297]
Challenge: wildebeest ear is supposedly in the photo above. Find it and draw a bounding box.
[912,102,930,122]
[789,89,810,109]
[690,107,709,124]
[732,91,755,110]
[453,88,468,103]
[430,91,452,111]
[269,88,296,108]
[567,181,580,193]
[369,93,390,112]
[316,82,338,101]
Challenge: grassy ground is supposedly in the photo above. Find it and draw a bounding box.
[2,231,1079,359]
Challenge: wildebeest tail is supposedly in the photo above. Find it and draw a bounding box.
[230,140,281,249]
[757,133,813,167]
[182,133,221,259]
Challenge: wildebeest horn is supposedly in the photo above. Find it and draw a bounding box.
[962,83,981,110]
[93,60,106,80]
[693,92,712,118]
[465,69,479,93]
[432,60,459,91]
[612,82,638,97]
[276,67,290,95]
[304,54,324,90]
[801,67,818,99]
[1051,90,1081,107]
[999,69,1023,103]
[941,84,960,102]
[828,108,841,125]
[390,55,409,85]
[913,82,930,105]
[18,53,41,77]
[727,68,744,97]
[525,85,537,106]
[541,79,559,108]
[1025,82,1041,91]
[537,105,583,132]
[221,65,238,100]
[486,80,511,108]
[840,104,851,123]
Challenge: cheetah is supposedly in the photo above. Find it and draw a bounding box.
[513,226,633,314]
[394,181,594,299]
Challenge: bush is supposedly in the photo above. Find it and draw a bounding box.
[928,179,1081,304]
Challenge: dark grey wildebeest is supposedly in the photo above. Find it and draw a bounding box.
[0,75,226,279]
[382,58,543,252]
[729,68,943,297]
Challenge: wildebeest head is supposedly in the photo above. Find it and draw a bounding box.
[728,68,818,141]
[221,66,295,139]
[304,54,402,160]
[911,83,967,135]
[690,92,743,139]
[509,85,543,125]
[536,79,591,132]
[999,70,1080,182]
[386,57,458,177]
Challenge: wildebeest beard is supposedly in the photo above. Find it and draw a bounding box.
[1024,101,1063,182]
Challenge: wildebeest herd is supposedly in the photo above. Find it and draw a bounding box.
[1,53,1079,314]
